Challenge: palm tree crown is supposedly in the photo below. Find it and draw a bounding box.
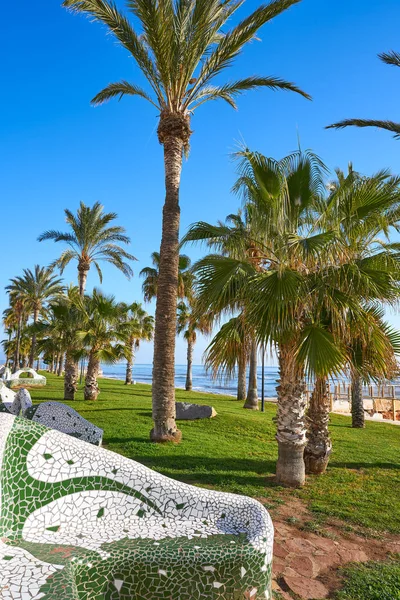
[6,265,64,368]
[63,0,309,124]
[140,252,192,302]
[38,201,136,296]
[6,266,64,317]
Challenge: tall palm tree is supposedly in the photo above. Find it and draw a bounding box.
[6,266,64,368]
[38,202,136,296]
[77,290,128,400]
[37,286,85,400]
[5,293,30,371]
[327,51,400,138]
[1,326,13,368]
[177,300,211,391]
[63,0,310,443]
[140,252,192,302]
[120,302,154,385]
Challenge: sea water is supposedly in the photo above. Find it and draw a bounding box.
[102,363,280,398]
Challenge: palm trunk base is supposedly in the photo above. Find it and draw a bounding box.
[351,373,365,428]
[276,441,306,488]
[237,384,246,402]
[64,388,77,401]
[305,377,332,475]
[150,422,182,444]
[84,383,100,401]
[125,360,133,385]
[237,350,247,401]
[304,443,332,475]
[64,359,78,401]
[244,339,258,409]
[243,388,259,410]
[185,340,193,392]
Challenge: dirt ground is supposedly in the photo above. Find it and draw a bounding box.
[262,498,400,599]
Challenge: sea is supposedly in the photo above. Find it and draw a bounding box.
[102,363,280,397]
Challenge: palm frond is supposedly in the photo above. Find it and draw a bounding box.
[63,0,164,104]
[91,80,159,108]
[186,0,303,105]
[296,324,346,378]
[190,75,310,110]
[326,119,400,139]
[379,50,400,68]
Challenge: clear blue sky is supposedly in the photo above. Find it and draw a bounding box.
[1,0,400,365]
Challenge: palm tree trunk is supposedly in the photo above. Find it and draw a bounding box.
[125,340,134,385]
[64,353,78,400]
[13,315,22,370]
[29,308,39,368]
[57,353,64,377]
[185,338,194,391]
[275,343,307,488]
[244,338,258,410]
[151,113,190,443]
[351,371,365,428]
[78,267,89,297]
[22,355,29,368]
[84,352,100,400]
[304,377,332,475]
[125,359,133,385]
[237,346,247,401]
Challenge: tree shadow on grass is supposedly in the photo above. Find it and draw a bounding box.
[124,454,279,489]
[329,461,400,471]
[100,389,152,398]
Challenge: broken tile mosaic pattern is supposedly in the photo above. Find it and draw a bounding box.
[0,414,274,599]
[0,389,103,446]
[6,368,46,389]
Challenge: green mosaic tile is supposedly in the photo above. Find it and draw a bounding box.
[0,413,273,599]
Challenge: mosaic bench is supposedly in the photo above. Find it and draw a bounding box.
[0,414,274,600]
[0,388,103,446]
[6,368,46,389]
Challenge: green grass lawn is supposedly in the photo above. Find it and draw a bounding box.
[335,557,400,600]
[29,373,400,534]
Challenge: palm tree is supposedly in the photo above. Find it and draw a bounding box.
[140,252,192,303]
[303,166,400,472]
[327,165,400,427]
[327,51,400,138]
[1,326,14,368]
[349,309,400,428]
[77,290,128,400]
[188,149,359,487]
[4,294,29,371]
[177,300,211,391]
[182,212,262,407]
[38,202,136,296]
[203,314,249,401]
[6,266,64,368]
[120,302,154,385]
[37,286,85,400]
[63,0,310,443]
[304,308,400,475]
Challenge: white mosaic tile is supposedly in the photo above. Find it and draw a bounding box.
[0,414,274,599]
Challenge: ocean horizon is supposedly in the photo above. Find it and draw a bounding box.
[101,363,280,398]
